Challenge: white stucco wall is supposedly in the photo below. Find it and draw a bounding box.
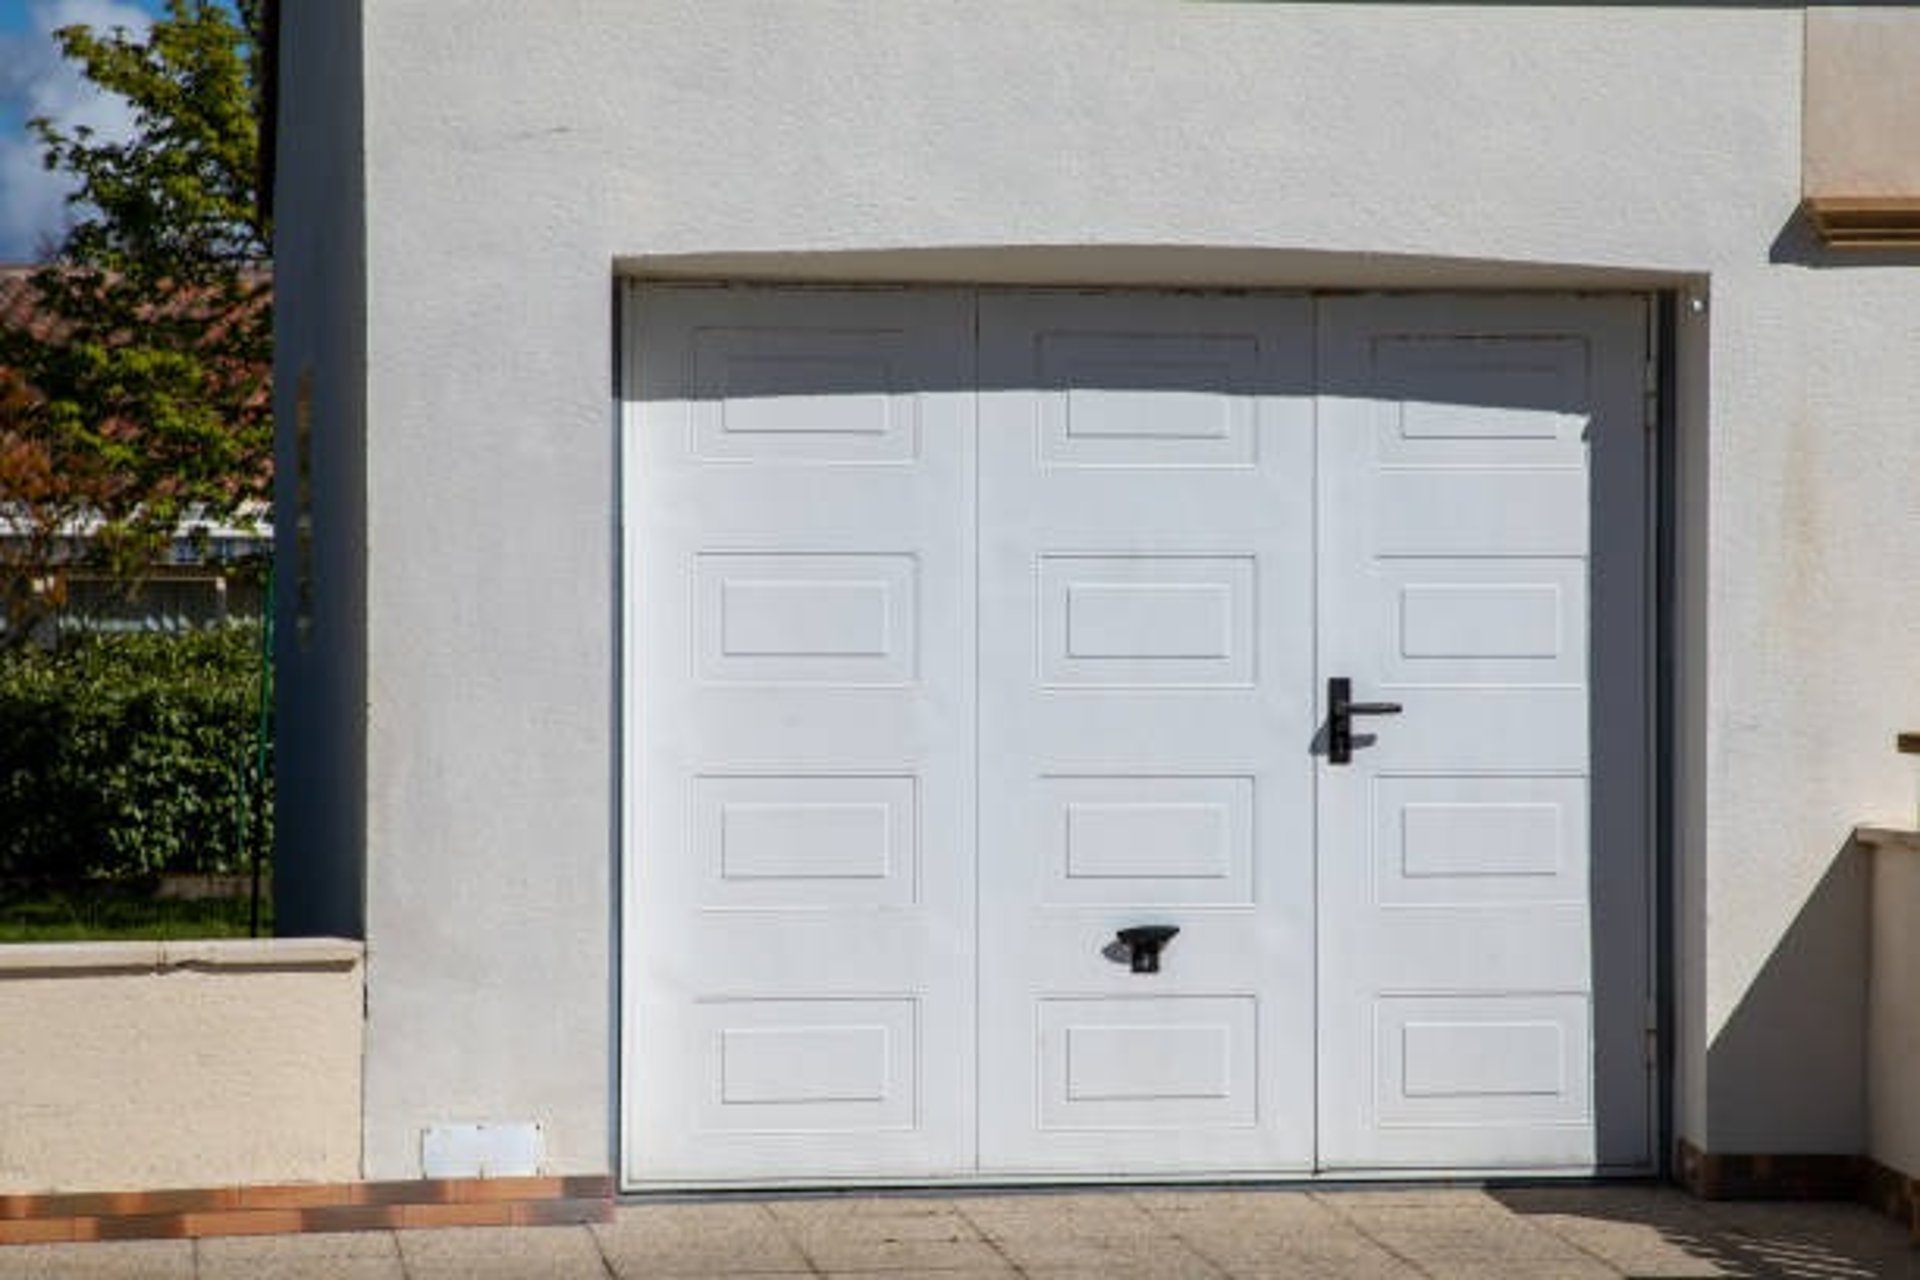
[276,1,1920,1175]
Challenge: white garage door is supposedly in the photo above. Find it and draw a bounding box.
[621,285,1651,1185]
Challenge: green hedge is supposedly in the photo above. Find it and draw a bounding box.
[0,627,271,890]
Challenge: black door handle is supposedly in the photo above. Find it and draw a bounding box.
[1114,925,1180,974]
[1327,677,1401,765]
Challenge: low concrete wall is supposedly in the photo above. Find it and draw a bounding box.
[1864,828,1920,1179]
[0,939,363,1194]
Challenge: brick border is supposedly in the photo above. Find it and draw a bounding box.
[1677,1139,1918,1241]
[0,1176,611,1246]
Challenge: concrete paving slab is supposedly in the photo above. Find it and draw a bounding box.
[959,1191,1164,1239]
[2,1182,1917,1277]
[1413,1261,1622,1279]
[1502,1185,1919,1279]
[0,1239,194,1280]
[196,1230,405,1280]
[1144,1196,1367,1259]
[594,1203,809,1276]
[1326,1199,1599,1264]
[981,1231,1227,1277]
[396,1224,610,1280]
[1211,1245,1428,1280]
[787,1229,1007,1274]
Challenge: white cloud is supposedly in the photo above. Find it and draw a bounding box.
[0,0,153,261]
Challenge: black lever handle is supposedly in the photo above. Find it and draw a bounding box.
[1114,925,1180,974]
[1327,677,1402,765]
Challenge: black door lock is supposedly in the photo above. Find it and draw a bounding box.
[1327,676,1402,765]
[1114,925,1180,974]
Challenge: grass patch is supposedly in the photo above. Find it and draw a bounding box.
[0,889,269,942]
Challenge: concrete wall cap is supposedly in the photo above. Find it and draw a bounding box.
[0,936,364,974]
[1856,826,1920,854]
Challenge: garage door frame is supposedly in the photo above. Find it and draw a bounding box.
[614,280,1665,1189]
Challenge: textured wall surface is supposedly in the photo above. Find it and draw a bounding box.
[284,0,1920,1175]
[0,942,363,1193]
[1805,6,1920,196]
[1869,842,1920,1176]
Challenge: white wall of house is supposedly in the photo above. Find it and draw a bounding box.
[278,1,1920,1177]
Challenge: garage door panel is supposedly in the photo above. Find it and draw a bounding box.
[1370,471,1589,558]
[1373,993,1593,1128]
[1041,774,1254,907]
[1379,561,1588,693]
[1369,333,1593,468]
[695,551,919,686]
[697,998,919,1130]
[1041,554,1257,688]
[1359,689,1586,772]
[1317,294,1646,1171]
[625,286,975,1183]
[695,774,918,910]
[1371,775,1588,909]
[1037,330,1264,469]
[978,290,1316,1174]
[689,325,924,465]
[1038,997,1258,1131]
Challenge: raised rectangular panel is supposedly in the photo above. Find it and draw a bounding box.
[1403,804,1560,878]
[696,775,916,908]
[1038,997,1256,1130]
[1068,804,1229,879]
[1402,1022,1564,1098]
[1400,584,1562,659]
[1374,994,1591,1128]
[1037,332,1259,467]
[1372,337,1590,468]
[1041,556,1254,687]
[697,998,917,1133]
[1376,559,1585,686]
[723,1026,891,1104]
[725,805,890,879]
[1067,584,1233,659]
[691,327,918,463]
[1040,776,1252,906]
[1372,776,1584,906]
[722,580,890,657]
[1373,472,1588,558]
[697,553,917,685]
[1066,1025,1233,1101]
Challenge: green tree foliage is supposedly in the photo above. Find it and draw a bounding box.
[0,0,269,643]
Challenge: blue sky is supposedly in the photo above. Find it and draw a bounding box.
[0,0,167,261]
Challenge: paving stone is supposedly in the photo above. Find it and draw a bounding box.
[1193,1222,1430,1277]
[1415,1261,1623,1279]
[0,1240,194,1280]
[1315,1186,1503,1210]
[768,1199,981,1239]
[197,1230,406,1280]
[1150,1197,1361,1259]
[959,1192,1163,1239]
[1517,1213,1731,1277]
[1212,1244,1428,1280]
[985,1231,1227,1277]
[786,1221,1005,1274]
[397,1224,611,1280]
[594,1203,808,1276]
[1331,1201,1597,1263]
